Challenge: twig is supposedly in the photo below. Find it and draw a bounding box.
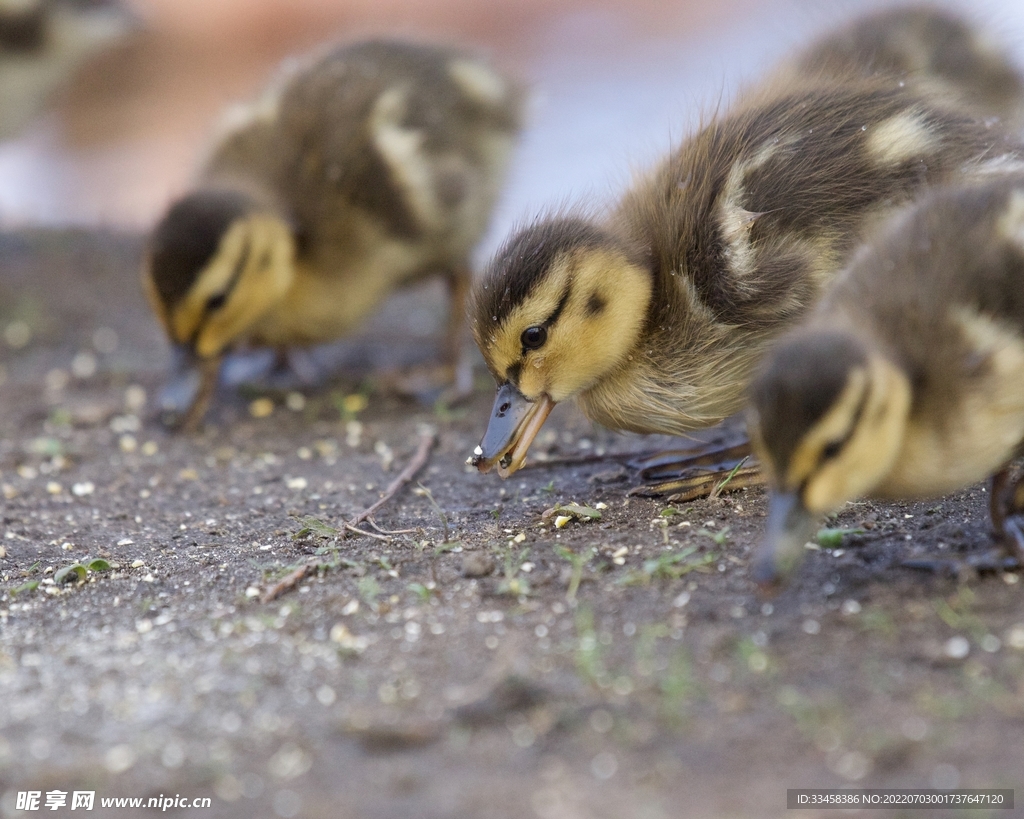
[344,523,392,542]
[260,431,435,604]
[346,430,436,529]
[366,518,420,536]
[260,564,309,604]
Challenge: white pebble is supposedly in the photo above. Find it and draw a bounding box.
[943,636,970,659]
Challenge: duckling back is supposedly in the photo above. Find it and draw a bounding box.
[777,6,1024,129]
[206,40,523,279]
[586,77,1024,435]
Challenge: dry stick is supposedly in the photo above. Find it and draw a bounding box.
[343,523,391,542]
[260,430,436,604]
[346,430,436,529]
[260,564,309,604]
[366,518,420,536]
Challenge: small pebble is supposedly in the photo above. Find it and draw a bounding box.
[71,351,98,379]
[250,398,275,419]
[840,599,861,615]
[341,394,368,415]
[72,481,95,497]
[1005,624,1024,649]
[943,636,970,659]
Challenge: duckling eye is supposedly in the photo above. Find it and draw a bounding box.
[205,293,228,313]
[821,440,843,462]
[521,326,547,350]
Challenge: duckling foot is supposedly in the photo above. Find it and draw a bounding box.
[990,464,1024,569]
[902,466,1024,576]
[901,549,1021,577]
[626,417,764,500]
[627,441,763,501]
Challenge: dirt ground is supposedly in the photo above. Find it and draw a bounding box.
[1,230,1023,819]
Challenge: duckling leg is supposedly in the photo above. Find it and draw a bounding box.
[989,465,1024,568]
[626,416,764,501]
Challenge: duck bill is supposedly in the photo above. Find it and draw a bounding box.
[157,343,222,432]
[751,490,818,593]
[470,382,555,478]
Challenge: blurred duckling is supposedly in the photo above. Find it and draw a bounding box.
[773,5,1024,129]
[748,174,1024,588]
[469,59,1024,477]
[0,0,133,139]
[144,39,523,429]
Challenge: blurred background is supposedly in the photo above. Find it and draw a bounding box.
[2,0,1024,259]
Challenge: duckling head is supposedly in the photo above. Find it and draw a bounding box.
[469,217,652,476]
[143,188,296,427]
[747,330,911,589]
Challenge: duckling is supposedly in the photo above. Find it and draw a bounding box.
[144,39,523,429]
[469,53,1024,478]
[748,174,1024,588]
[772,6,1024,129]
[0,0,133,139]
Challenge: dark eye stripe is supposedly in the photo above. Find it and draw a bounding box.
[818,381,870,465]
[207,239,251,314]
[542,282,572,329]
[192,238,252,344]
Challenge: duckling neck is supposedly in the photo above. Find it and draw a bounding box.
[576,318,773,436]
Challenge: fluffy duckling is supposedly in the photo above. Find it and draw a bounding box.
[144,39,523,429]
[748,174,1024,587]
[0,0,132,139]
[469,57,1024,477]
[773,6,1024,129]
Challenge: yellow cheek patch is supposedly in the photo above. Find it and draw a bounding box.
[168,220,253,345]
[169,215,295,357]
[784,367,868,491]
[799,358,911,515]
[537,253,651,401]
[479,247,652,403]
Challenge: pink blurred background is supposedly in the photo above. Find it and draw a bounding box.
[2,0,1023,244]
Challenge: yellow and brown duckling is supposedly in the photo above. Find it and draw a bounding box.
[772,6,1024,129]
[144,39,523,429]
[468,13,1024,478]
[0,0,133,139]
[748,174,1024,588]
